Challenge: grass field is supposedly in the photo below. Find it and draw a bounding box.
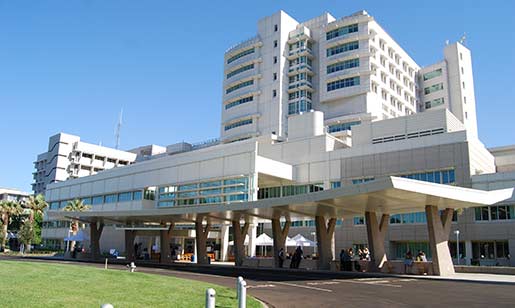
[0,260,261,308]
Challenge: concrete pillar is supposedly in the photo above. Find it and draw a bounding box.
[232,220,249,266]
[195,215,211,265]
[365,212,390,271]
[90,221,104,260]
[220,225,230,262]
[124,230,136,261]
[315,216,337,270]
[248,224,257,257]
[425,206,455,276]
[271,217,290,268]
[465,240,473,265]
[160,223,175,264]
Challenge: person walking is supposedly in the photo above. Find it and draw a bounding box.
[278,248,285,268]
[339,249,346,271]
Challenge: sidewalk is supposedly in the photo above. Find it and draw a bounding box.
[3,254,515,285]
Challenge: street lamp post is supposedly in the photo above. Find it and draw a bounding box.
[454,230,460,265]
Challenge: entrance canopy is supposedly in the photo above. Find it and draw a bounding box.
[49,177,513,225]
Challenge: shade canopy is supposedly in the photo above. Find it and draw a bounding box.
[255,233,273,246]
[49,177,514,226]
[228,234,249,246]
[292,234,317,247]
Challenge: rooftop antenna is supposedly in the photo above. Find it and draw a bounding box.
[459,33,467,45]
[115,108,123,149]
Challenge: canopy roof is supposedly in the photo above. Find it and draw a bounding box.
[49,177,514,225]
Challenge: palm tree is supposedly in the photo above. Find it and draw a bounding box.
[21,194,48,252]
[0,200,23,250]
[62,199,91,253]
[23,194,48,224]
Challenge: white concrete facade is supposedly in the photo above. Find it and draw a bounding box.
[33,133,137,195]
[220,10,475,149]
[40,10,514,270]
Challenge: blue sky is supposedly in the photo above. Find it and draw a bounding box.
[0,0,514,192]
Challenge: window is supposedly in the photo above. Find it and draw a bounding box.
[274,40,278,48]
[226,80,254,94]
[226,63,254,79]
[327,121,361,133]
[273,56,277,64]
[81,197,92,205]
[326,58,359,74]
[330,181,341,189]
[465,112,468,119]
[133,191,142,200]
[460,52,463,60]
[273,73,277,80]
[422,68,442,81]
[225,96,253,110]
[425,97,445,109]
[352,177,374,184]
[475,205,514,221]
[461,67,464,74]
[327,76,360,92]
[272,89,277,97]
[424,83,444,95]
[288,100,312,115]
[399,169,455,185]
[104,194,117,204]
[353,216,365,225]
[227,48,255,64]
[462,81,465,89]
[118,192,132,202]
[464,96,467,104]
[274,24,278,32]
[326,23,358,40]
[92,196,103,205]
[326,41,359,57]
[225,118,253,131]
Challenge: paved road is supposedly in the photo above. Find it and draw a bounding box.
[3,257,515,308]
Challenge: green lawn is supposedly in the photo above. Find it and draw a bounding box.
[0,260,261,308]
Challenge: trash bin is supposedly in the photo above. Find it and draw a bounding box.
[191,255,195,263]
[208,256,211,264]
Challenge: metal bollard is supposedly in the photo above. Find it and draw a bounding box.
[238,280,247,308]
[205,288,216,308]
[100,304,114,308]
[236,276,244,299]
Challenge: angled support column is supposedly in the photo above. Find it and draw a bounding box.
[232,219,249,266]
[195,215,211,265]
[90,221,104,260]
[160,223,175,263]
[271,217,290,268]
[365,212,390,271]
[426,205,455,276]
[124,230,136,262]
[315,216,337,270]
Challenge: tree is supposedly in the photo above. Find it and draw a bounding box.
[62,199,91,252]
[24,194,48,224]
[17,219,35,254]
[0,200,23,250]
[22,194,48,251]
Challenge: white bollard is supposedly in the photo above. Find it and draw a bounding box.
[100,304,114,308]
[238,280,247,308]
[236,276,244,300]
[105,258,108,270]
[205,288,216,308]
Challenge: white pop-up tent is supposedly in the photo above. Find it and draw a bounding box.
[292,234,317,247]
[255,233,273,246]
[228,234,249,246]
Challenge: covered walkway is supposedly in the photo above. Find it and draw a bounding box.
[49,176,513,276]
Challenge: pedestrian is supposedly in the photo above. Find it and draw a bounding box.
[295,246,303,268]
[341,248,352,271]
[363,247,371,261]
[404,250,413,273]
[339,249,346,271]
[278,248,285,268]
